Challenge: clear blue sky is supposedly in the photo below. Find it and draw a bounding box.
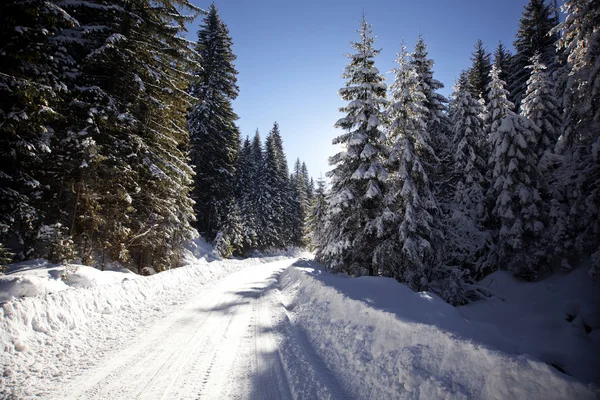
[187,0,539,180]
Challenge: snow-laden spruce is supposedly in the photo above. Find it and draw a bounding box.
[487,66,546,278]
[378,43,446,296]
[188,4,240,243]
[320,15,388,276]
[444,76,491,279]
[509,0,559,110]
[552,0,600,278]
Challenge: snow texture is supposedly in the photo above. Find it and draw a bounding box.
[278,260,599,399]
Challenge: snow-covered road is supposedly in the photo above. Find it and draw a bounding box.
[51,258,338,400]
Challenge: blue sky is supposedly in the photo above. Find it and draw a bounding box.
[187,0,536,180]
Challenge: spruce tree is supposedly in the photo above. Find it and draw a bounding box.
[493,42,513,88]
[380,43,444,292]
[467,40,493,102]
[308,177,328,252]
[509,0,559,110]
[259,122,294,249]
[487,68,545,278]
[520,53,562,161]
[554,0,600,277]
[485,66,516,136]
[188,3,240,241]
[321,16,388,276]
[445,78,490,278]
[0,0,75,259]
[59,0,200,270]
[410,36,450,183]
[234,137,258,252]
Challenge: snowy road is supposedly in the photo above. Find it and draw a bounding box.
[51,258,341,400]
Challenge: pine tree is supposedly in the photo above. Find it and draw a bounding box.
[410,36,451,184]
[259,122,293,249]
[485,65,516,136]
[509,0,559,110]
[487,69,545,278]
[520,53,562,161]
[553,0,600,277]
[445,78,490,278]
[0,0,75,259]
[59,0,200,270]
[380,43,445,292]
[467,40,493,102]
[308,177,328,252]
[234,137,258,251]
[494,42,513,88]
[290,158,310,246]
[321,15,388,276]
[188,3,240,241]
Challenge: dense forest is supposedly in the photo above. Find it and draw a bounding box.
[0,2,312,273]
[315,0,600,304]
[1,0,598,305]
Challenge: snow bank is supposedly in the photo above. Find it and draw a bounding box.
[0,259,138,303]
[0,254,287,398]
[278,260,599,400]
[460,267,600,382]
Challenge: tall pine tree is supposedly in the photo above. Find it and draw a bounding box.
[321,15,388,276]
[509,0,559,110]
[188,3,240,241]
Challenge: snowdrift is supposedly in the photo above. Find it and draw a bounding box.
[0,253,288,398]
[278,260,599,400]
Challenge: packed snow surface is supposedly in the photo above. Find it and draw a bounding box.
[1,255,598,399]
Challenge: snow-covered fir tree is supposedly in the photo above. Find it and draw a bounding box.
[188,4,240,241]
[290,158,311,246]
[509,0,559,110]
[520,53,562,162]
[259,123,295,249]
[0,0,75,260]
[410,36,451,186]
[487,70,545,278]
[485,65,516,136]
[467,40,493,102]
[379,43,446,294]
[308,177,328,252]
[553,0,600,277]
[493,42,513,89]
[233,137,258,252]
[445,77,491,278]
[320,16,388,276]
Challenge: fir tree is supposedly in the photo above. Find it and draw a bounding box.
[445,78,490,278]
[188,3,240,241]
[259,122,294,249]
[380,43,444,292]
[59,0,200,270]
[321,15,388,276]
[0,0,75,259]
[485,65,516,136]
[493,42,513,88]
[467,40,493,102]
[553,0,600,277]
[509,0,559,110]
[520,53,562,161]
[308,177,328,252]
[410,36,451,184]
[234,137,258,251]
[486,69,545,278]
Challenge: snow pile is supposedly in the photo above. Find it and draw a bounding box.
[0,253,288,398]
[278,260,599,400]
[460,267,600,382]
[0,260,138,303]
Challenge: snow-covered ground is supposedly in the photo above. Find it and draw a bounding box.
[1,251,598,399]
[280,260,599,399]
